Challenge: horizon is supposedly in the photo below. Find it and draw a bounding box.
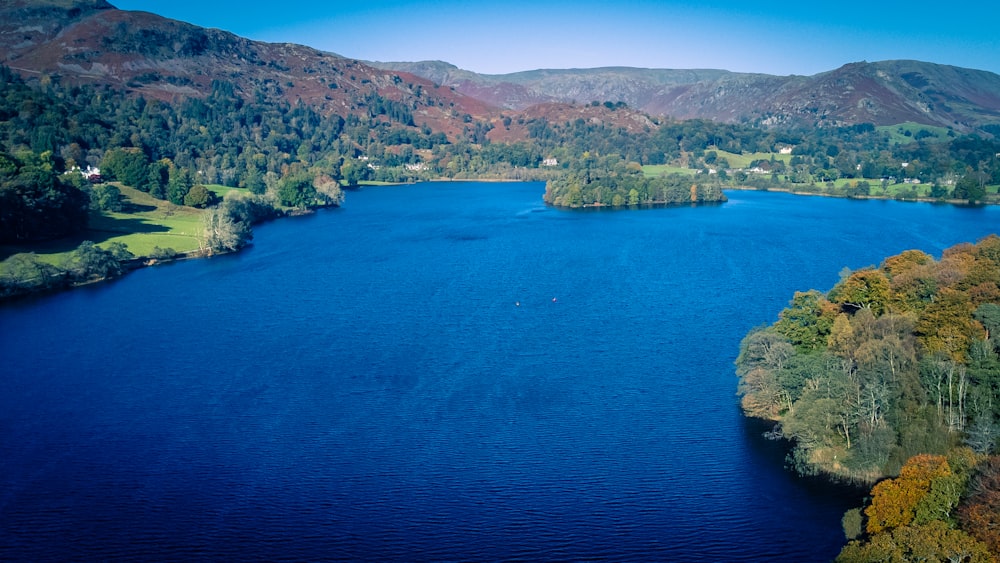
[112,0,1000,77]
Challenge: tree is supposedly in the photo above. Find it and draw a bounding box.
[201,207,246,255]
[197,192,276,255]
[100,147,149,188]
[865,454,952,534]
[146,159,169,199]
[838,520,994,563]
[0,252,63,294]
[313,173,344,206]
[62,241,127,281]
[241,165,266,195]
[183,184,217,208]
[975,303,1000,342]
[916,288,978,363]
[958,456,1000,553]
[735,328,795,419]
[201,205,250,254]
[830,269,891,316]
[277,171,317,208]
[774,290,838,351]
[953,172,986,203]
[0,156,89,242]
[91,183,125,212]
[965,415,998,454]
[167,167,193,205]
[105,241,134,262]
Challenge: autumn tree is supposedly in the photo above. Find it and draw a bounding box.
[958,455,1000,553]
[865,454,953,534]
[735,328,795,419]
[200,194,257,254]
[774,290,838,351]
[830,269,891,315]
[837,520,994,563]
[313,173,344,205]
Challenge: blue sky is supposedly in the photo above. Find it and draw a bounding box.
[113,1,1000,76]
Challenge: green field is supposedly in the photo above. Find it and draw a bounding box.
[0,184,206,264]
[204,184,250,198]
[877,122,953,145]
[712,149,794,169]
[88,186,205,256]
[643,149,793,177]
[641,164,696,177]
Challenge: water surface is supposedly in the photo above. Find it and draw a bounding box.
[2,183,998,561]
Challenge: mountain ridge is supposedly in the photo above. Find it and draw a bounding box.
[2,0,999,134]
[372,59,1000,131]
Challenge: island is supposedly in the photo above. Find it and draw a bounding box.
[543,163,727,208]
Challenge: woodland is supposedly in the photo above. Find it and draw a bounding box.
[735,237,1000,560]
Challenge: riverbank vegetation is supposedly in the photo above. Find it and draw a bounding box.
[735,239,1000,558]
[736,237,1000,484]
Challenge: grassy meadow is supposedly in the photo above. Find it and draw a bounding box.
[642,164,696,177]
[0,184,212,268]
[876,122,953,145]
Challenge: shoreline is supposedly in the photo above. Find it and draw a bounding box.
[723,184,990,206]
[0,205,328,304]
[1,180,991,304]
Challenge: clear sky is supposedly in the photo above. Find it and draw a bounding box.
[112,0,1000,76]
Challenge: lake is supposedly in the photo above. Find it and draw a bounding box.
[2,183,999,561]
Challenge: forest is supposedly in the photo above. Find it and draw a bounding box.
[731,236,1000,559]
[734,237,1000,557]
[737,237,1000,481]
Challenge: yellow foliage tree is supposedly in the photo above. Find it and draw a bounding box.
[865,454,952,534]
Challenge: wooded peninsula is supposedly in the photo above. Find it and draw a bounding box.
[735,238,1000,560]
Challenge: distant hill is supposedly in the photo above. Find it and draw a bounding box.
[372,60,1000,131]
[3,0,1000,135]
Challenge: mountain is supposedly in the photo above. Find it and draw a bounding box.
[373,60,1000,131]
[0,0,494,138]
[2,0,999,134]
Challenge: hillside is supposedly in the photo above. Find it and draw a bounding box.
[0,0,495,139]
[374,60,1000,132]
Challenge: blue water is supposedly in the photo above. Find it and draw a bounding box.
[2,183,998,561]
